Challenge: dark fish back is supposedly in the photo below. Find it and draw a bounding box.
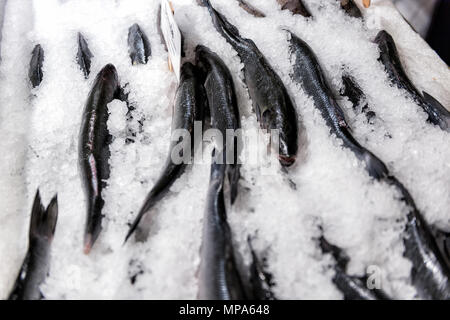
[128,23,151,65]
[76,32,93,79]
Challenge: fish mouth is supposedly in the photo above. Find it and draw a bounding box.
[279,155,296,167]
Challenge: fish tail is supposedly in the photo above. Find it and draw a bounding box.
[84,196,103,254]
[200,0,247,51]
[124,162,185,243]
[422,91,450,132]
[29,190,58,242]
[76,32,93,79]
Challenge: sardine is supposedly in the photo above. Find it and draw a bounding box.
[200,0,299,166]
[338,0,362,19]
[196,45,241,202]
[198,154,246,300]
[248,237,276,300]
[289,31,450,299]
[374,30,450,132]
[79,64,121,254]
[341,74,376,123]
[29,44,44,88]
[124,62,205,242]
[128,23,151,65]
[9,190,58,300]
[277,0,311,17]
[319,236,390,300]
[76,32,93,79]
[237,0,266,18]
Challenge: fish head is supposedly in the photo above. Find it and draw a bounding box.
[96,64,120,93]
[373,30,392,45]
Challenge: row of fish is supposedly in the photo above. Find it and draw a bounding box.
[7,0,450,299]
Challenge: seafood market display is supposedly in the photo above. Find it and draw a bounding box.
[0,0,449,300]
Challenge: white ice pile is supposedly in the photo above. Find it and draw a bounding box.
[0,0,449,299]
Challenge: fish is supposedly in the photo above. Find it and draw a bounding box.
[385,176,450,300]
[200,0,299,167]
[341,74,376,123]
[277,0,311,17]
[289,31,450,299]
[338,0,362,19]
[237,0,266,18]
[29,44,44,88]
[128,23,151,65]
[374,30,450,132]
[9,190,58,300]
[288,31,387,180]
[79,64,121,254]
[319,236,390,300]
[76,32,93,79]
[248,237,276,300]
[124,62,205,242]
[196,45,241,203]
[198,153,246,300]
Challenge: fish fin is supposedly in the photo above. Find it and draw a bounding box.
[319,236,350,270]
[29,44,44,88]
[248,236,276,300]
[76,32,93,79]
[128,24,151,65]
[361,150,389,180]
[29,190,58,241]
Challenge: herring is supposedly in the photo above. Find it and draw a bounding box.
[76,32,93,79]
[200,0,299,167]
[124,62,205,242]
[198,154,246,300]
[128,23,151,65]
[374,30,450,132]
[196,45,241,203]
[8,190,58,300]
[289,31,450,299]
[79,64,121,254]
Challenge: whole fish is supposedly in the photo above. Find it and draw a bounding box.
[237,0,265,18]
[374,30,450,132]
[76,32,93,79]
[9,190,58,300]
[29,44,44,88]
[196,45,241,202]
[338,0,362,19]
[319,236,390,300]
[386,176,450,300]
[277,0,311,17]
[341,74,376,123]
[248,237,276,300]
[79,64,120,254]
[124,62,205,242]
[198,155,246,300]
[288,31,387,179]
[200,0,299,166]
[289,31,450,299]
[128,23,151,65]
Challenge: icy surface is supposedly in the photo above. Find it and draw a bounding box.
[0,0,448,299]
